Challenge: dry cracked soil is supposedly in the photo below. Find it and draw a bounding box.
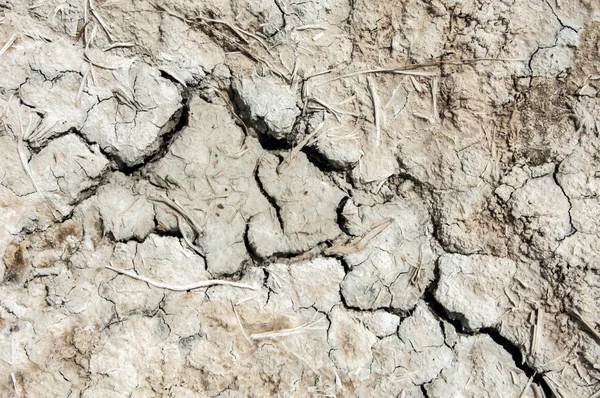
[1,0,600,397]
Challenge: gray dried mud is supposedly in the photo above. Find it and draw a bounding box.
[1,0,600,397]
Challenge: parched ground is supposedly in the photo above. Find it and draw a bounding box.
[1,0,600,397]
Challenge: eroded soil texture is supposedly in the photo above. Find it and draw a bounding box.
[1,0,600,397]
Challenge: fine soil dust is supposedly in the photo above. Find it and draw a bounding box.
[1,0,600,397]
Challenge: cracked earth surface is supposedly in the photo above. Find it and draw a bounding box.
[1,0,600,397]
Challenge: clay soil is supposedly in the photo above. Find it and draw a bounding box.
[1,1,600,397]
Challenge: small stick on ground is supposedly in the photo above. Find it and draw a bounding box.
[0,34,17,57]
[367,76,382,148]
[324,218,394,256]
[105,264,258,291]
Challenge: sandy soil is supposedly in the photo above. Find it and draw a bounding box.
[1,0,600,397]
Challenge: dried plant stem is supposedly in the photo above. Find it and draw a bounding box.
[105,265,258,291]
[518,373,536,398]
[278,120,325,171]
[150,194,204,238]
[530,307,544,356]
[367,76,381,148]
[175,214,205,257]
[325,218,394,255]
[0,34,17,57]
[89,0,114,41]
[572,310,600,343]
[103,42,135,51]
[308,97,360,121]
[230,299,253,345]
[250,316,327,340]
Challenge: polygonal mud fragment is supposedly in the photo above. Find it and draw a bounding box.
[85,316,169,397]
[338,199,436,311]
[232,76,300,142]
[96,172,155,242]
[81,64,183,167]
[358,303,452,396]
[145,96,269,276]
[19,71,105,143]
[355,311,400,338]
[508,175,572,255]
[247,151,345,258]
[101,235,209,317]
[327,306,378,383]
[435,253,516,331]
[425,334,532,398]
[6,134,109,217]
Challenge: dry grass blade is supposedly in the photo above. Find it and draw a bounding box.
[308,97,360,121]
[431,76,438,119]
[17,114,43,195]
[325,217,394,256]
[105,264,258,291]
[230,299,253,345]
[75,64,91,107]
[212,87,249,136]
[89,0,114,41]
[176,214,205,257]
[518,373,536,398]
[250,316,327,340]
[367,76,381,148]
[572,310,600,343]
[278,120,325,171]
[84,51,136,70]
[317,68,437,86]
[0,34,17,57]
[313,58,525,86]
[103,42,135,51]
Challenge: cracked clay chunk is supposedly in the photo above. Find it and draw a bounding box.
[425,334,532,397]
[247,151,345,258]
[144,96,269,276]
[25,134,109,216]
[435,253,516,331]
[232,76,300,142]
[339,199,436,311]
[507,175,572,255]
[80,64,183,167]
[96,173,155,242]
